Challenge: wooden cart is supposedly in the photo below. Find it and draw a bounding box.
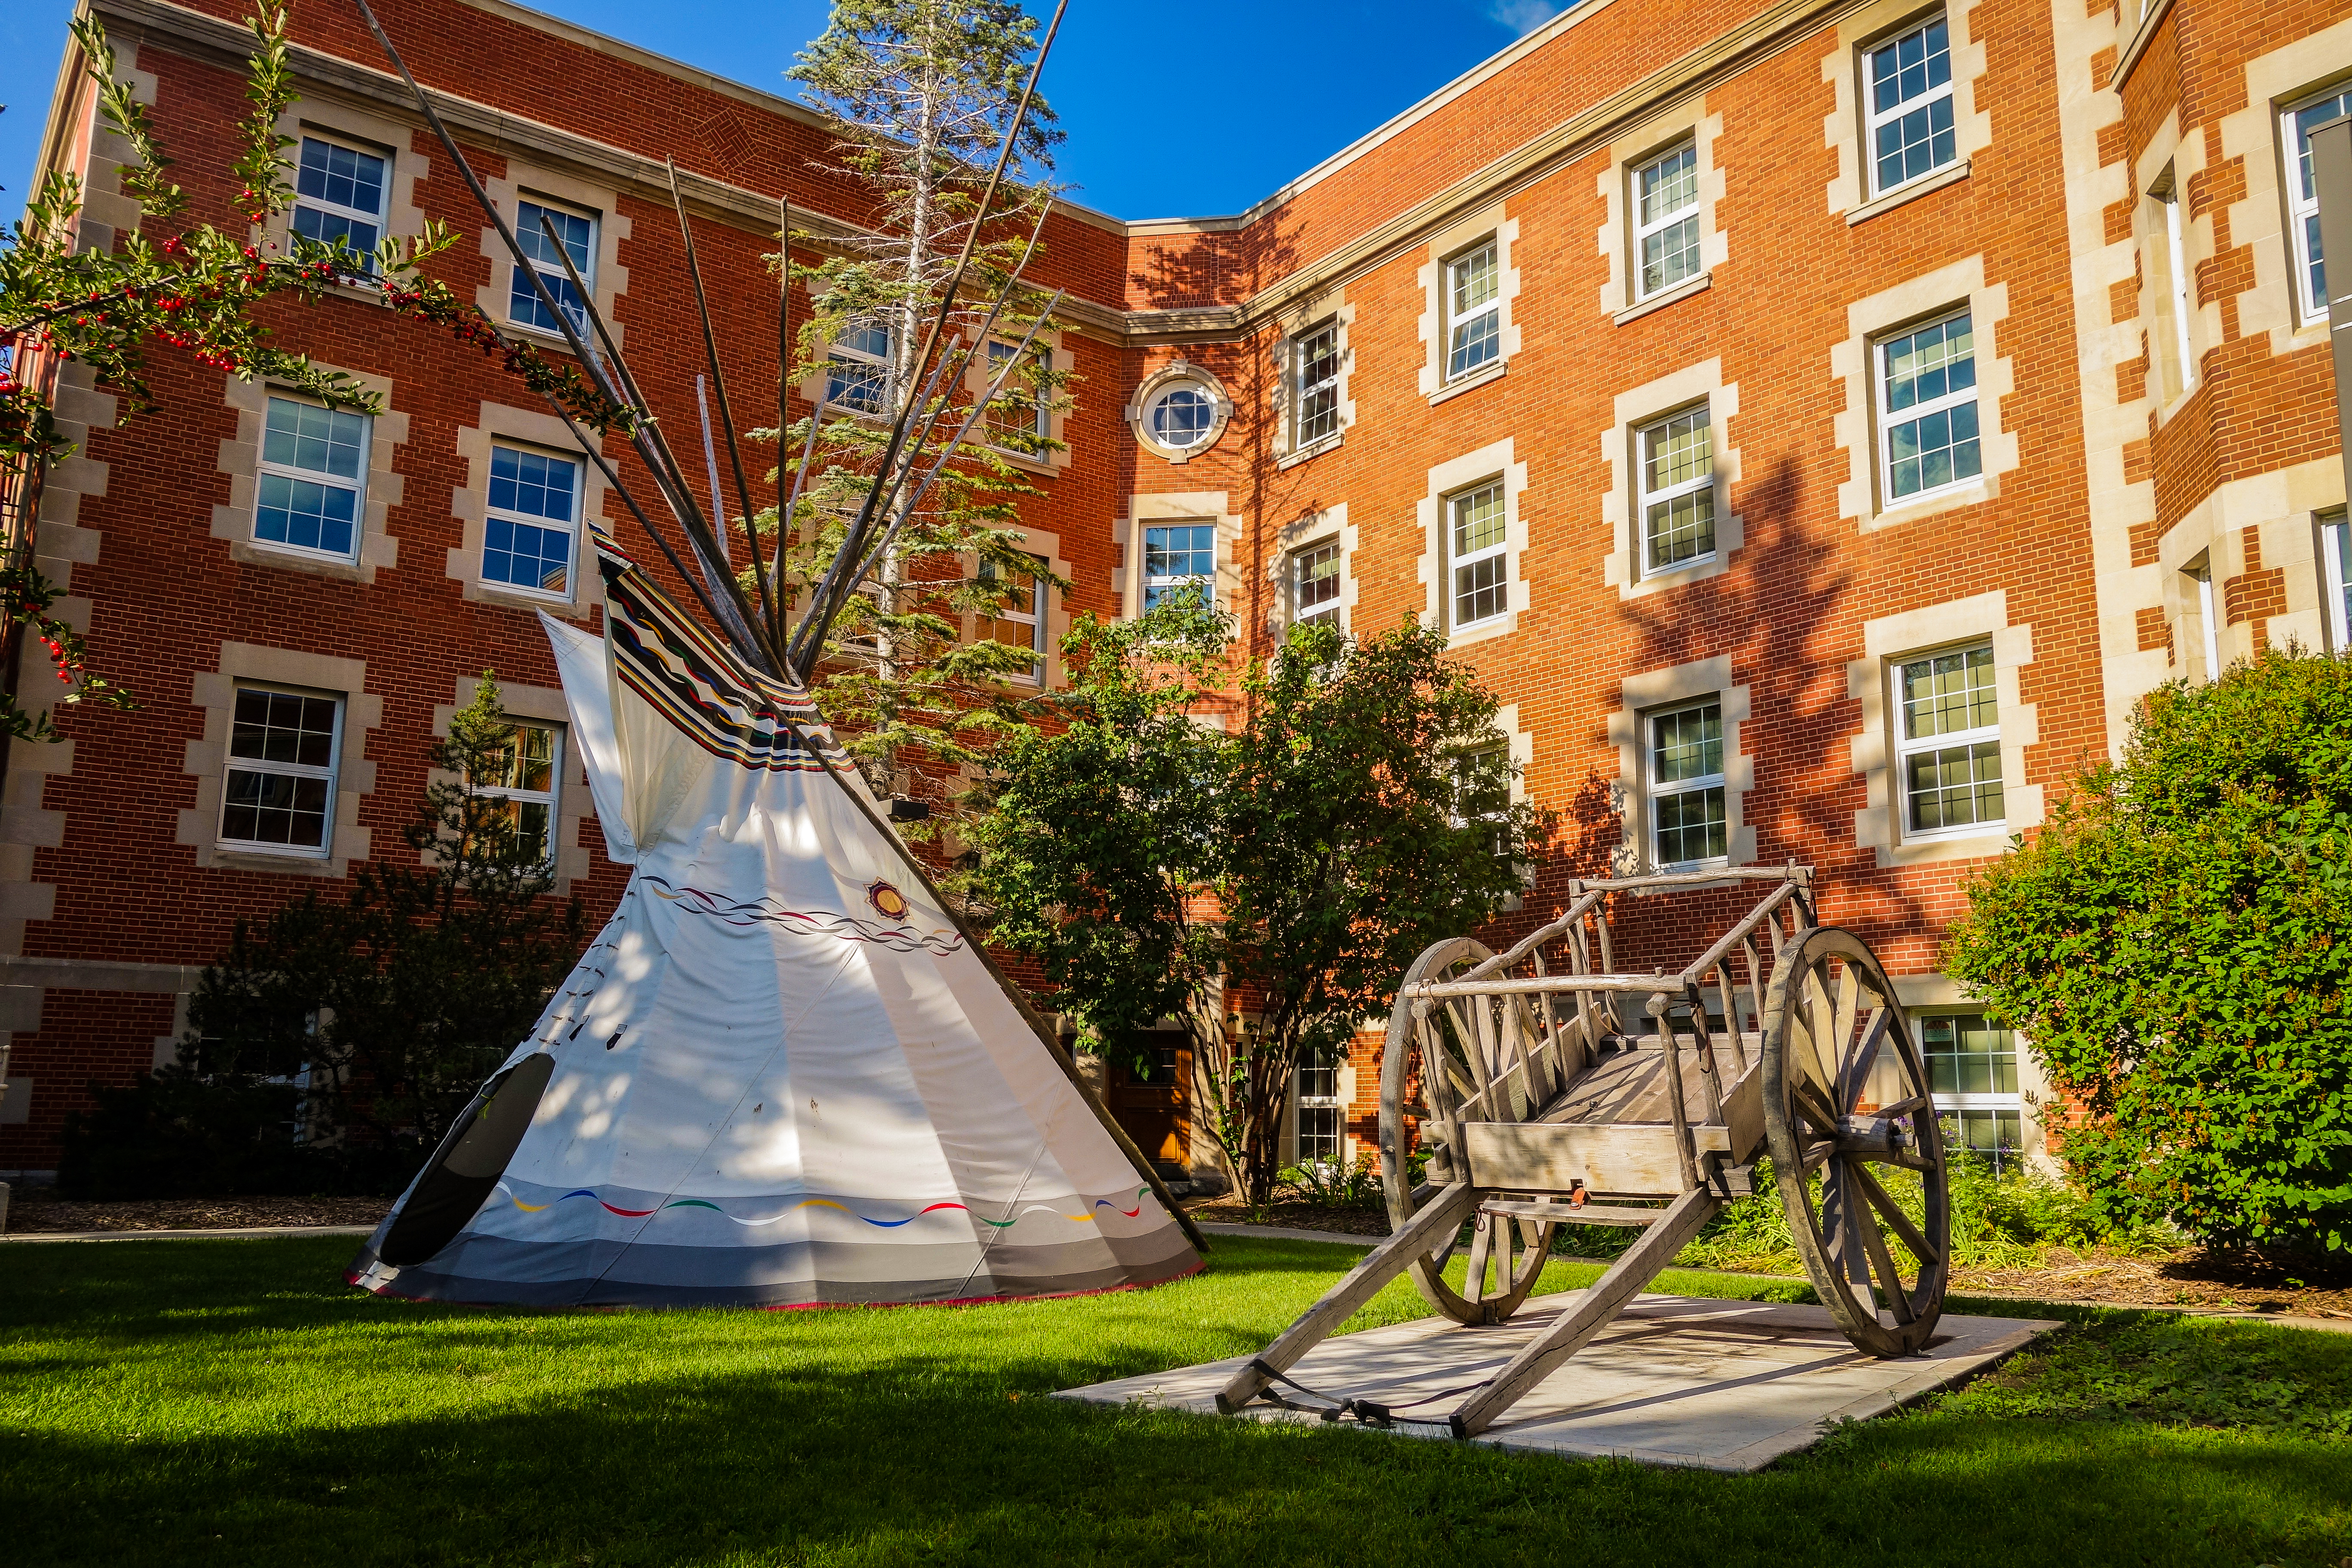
[1215,865,1952,1438]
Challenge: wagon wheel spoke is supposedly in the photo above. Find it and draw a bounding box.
[1828,962,1862,1080]
[1798,967,1840,1091]
[1844,1165,1918,1325]
[1792,1078,1844,1137]
[1848,1159,1942,1268]
[1875,1093,1929,1118]
[1838,1004,1893,1115]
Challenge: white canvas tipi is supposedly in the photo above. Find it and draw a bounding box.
[348,533,1202,1308]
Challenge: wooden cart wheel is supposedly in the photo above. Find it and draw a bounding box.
[1759,925,1950,1357]
[1380,937,1558,1325]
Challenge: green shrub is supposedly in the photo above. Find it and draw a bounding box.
[1948,646,2352,1252]
[55,1068,401,1198]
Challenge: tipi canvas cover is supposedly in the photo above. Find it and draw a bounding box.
[349,534,1201,1308]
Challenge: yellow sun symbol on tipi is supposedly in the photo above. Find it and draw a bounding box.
[866,880,910,921]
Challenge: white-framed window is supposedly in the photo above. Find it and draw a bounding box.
[483,443,580,599]
[254,393,368,561]
[1896,643,2003,838]
[1920,1012,2024,1171]
[1291,538,1342,629]
[2149,171,2196,401]
[2285,86,2352,325]
[1864,15,1957,197]
[1146,383,1217,451]
[1633,141,1702,299]
[1449,480,1508,630]
[290,134,388,271]
[1142,524,1215,611]
[509,197,595,337]
[473,720,563,864]
[985,340,1049,447]
[1648,700,1727,869]
[1293,320,1341,447]
[2320,511,2349,652]
[1638,404,1715,575]
[220,686,342,856]
[1446,240,1501,380]
[827,322,892,415]
[1293,1046,1343,1170]
[980,550,1048,682]
[1877,309,1980,504]
[2187,557,2222,678]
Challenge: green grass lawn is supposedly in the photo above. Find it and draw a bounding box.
[2,1234,2346,1568]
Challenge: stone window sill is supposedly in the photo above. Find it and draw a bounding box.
[1846,160,1971,227]
[1615,272,1712,326]
[1277,432,1343,471]
[231,539,368,583]
[1428,361,1506,408]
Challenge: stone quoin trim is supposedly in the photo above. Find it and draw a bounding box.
[962,523,1074,689]
[253,93,429,284]
[961,328,1073,477]
[211,366,408,584]
[1417,203,1520,403]
[1822,0,1992,222]
[1598,98,1727,322]
[175,645,384,880]
[1272,286,1355,465]
[427,674,597,890]
[1602,359,1743,599]
[2153,456,2347,673]
[1115,492,1243,622]
[1268,503,1357,640]
[1606,655,1755,876]
[445,401,612,615]
[1831,254,2017,532]
[2217,18,2352,356]
[1125,360,1234,465]
[475,159,630,352]
[1846,590,2042,868]
[1417,440,1529,649]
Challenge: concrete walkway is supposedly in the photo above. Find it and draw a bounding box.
[0,1223,375,1243]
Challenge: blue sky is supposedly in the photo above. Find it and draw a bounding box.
[3,0,1571,225]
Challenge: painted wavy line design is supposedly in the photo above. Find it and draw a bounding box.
[495,1185,1156,1232]
[641,875,965,956]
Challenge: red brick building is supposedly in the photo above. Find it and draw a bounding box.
[4,0,2346,1185]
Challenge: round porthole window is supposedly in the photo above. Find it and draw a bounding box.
[1150,386,1216,449]
[1128,362,1231,464]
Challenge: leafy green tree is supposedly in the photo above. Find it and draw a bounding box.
[758,0,1072,820]
[1947,646,2352,1252]
[181,674,586,1172]
[966,609,1542,1204]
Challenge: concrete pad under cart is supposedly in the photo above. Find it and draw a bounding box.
[1057,1292,2053,1472]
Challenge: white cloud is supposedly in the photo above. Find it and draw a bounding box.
[1488,0,1568,34]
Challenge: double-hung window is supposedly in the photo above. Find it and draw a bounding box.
[1291,539,1341,630]
[1634,141,1702,299]
[985,340,1048,447]
[1920,1013,2024,1170]
[1446,241,1501,380]
[254,394,368,560]
[1449,481,1508,630]
[980,551,1047,682]
[511,198,594,336]
[2147,172,2197,401]
[1293,1047,1342,1169]
[1878,310,1980,503]
[1457,744,1512,861]
[1648,701,1726,869]
[484,444,580,598]
[2321,511,2350,652]
[828,323,892,415]
[290,135,387,271]
[1142,524,1215,611]
[2187,557,2222,678]
[472,720,562,864]
[2285,87,2352,325]
[220,686,341,855]
[1897,643,2003,837]
[1638,404,1715,574]
[1294,321,1340,447]
[1865,16,1957,196]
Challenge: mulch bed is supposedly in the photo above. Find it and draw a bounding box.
[2,1191,393,1234]
[1183,1199,2352,1320]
